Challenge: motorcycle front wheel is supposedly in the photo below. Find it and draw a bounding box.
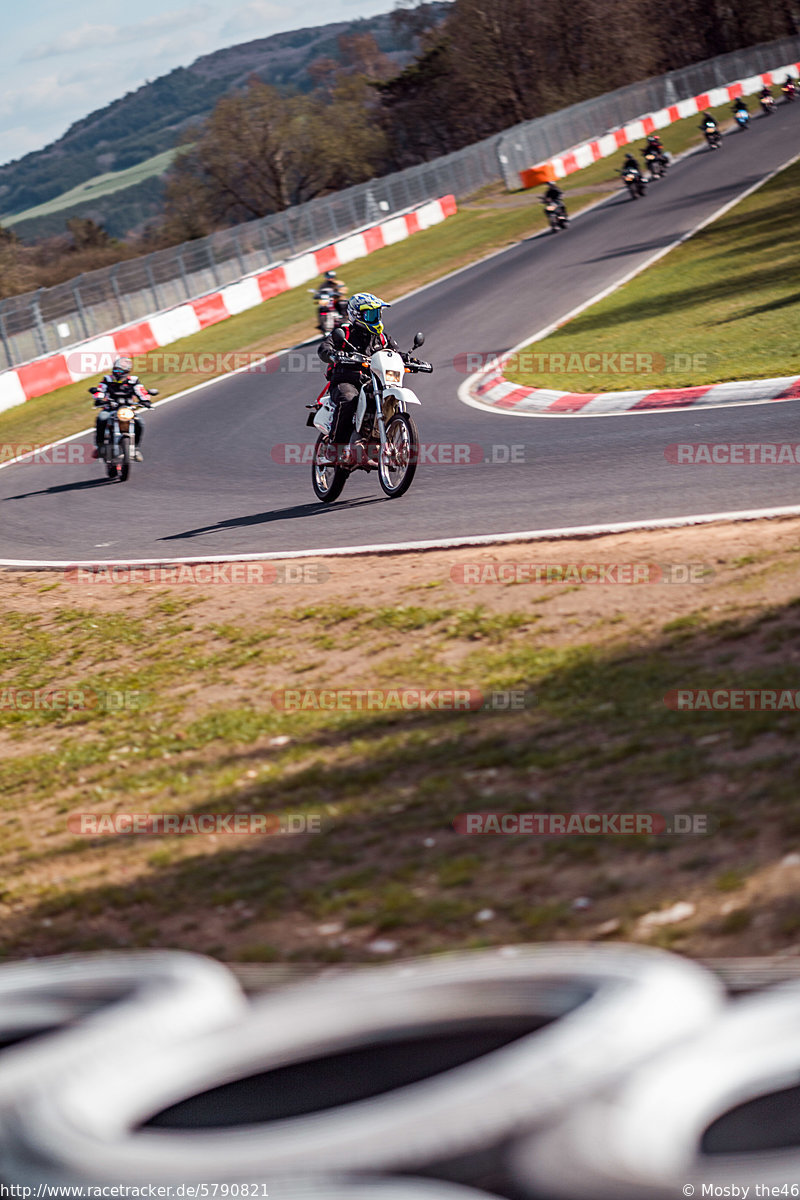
[379,413,418,499]
[312,434,348,503]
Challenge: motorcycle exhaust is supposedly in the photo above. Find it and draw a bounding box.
[0,946,721,1187]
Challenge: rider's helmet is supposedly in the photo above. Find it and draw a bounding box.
[346,292,390,336]
[111,356,132,381]
[324,270,338,281]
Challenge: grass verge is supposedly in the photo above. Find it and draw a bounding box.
[505,150,800,393]
[3,518,800,962]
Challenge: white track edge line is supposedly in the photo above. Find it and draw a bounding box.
[5,505,800,571]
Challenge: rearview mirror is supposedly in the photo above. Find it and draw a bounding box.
[331,327,346,348]
[148,389,159,397]
[413,331,425,348]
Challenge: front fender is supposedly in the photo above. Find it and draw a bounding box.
[382,386,421,408]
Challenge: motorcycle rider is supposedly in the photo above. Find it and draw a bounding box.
[91,356,152,462]
[542,180,567,221]
[317,291,400,463]
[759,84,774,110]
[698,112,720,144]
[732,96,748,115]
[783,73,797,99]
[642,134,668,170]
[620,151,643,176]
[313,270,348,327]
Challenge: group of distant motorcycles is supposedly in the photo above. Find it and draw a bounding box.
[543,74,798,216]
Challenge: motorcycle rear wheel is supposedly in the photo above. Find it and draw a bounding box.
[312,434,348,503]
[379,413,418,498]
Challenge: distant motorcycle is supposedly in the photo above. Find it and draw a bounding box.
[309,285,346,335]
[701,122,722,149]
[760,93,776,115]
[643,147,668,179]
[620,164,647,199]
[783,80,797,102]
[90,390,157,482]
[541,195,568,231]
[733,108,750,131]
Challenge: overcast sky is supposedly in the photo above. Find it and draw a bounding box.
[0,0,407,166]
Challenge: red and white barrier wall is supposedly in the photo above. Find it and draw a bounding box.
[519,61,800,185]
[0,196,457,413]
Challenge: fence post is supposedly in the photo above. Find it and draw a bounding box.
[32,290,48,357]
[284,211,296,256]
[259,218,273,265]
[0,307,12,371]
[206,239,221,288]
[233,228,247,277]
[176,247,191,299]
[326,198,339,241]
[71,280,90,340]
[110,264,126,325]
[144,258,160,311]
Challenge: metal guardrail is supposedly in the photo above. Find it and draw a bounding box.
[1,32,798,374]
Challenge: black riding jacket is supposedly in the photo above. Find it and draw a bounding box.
[318,323,400,388]
[93,375,151,408]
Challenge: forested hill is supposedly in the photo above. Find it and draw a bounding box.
[0,4,449,219]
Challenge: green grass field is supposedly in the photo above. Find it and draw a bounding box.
[4,520,800,961]
[2,149,183,227]
[504,150,800,393]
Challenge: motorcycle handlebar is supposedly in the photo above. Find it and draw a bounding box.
[332,352,370,368]
[331,351,433,374]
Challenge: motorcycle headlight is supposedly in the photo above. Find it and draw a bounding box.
[117,407,134,421]
[385,370,402,385]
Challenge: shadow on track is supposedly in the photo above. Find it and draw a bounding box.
[583,234,680,263]
[160,495,384,541]
[3,478,111,501]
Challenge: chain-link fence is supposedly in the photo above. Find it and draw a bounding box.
[496,33,800,188]
[1,32,798,373]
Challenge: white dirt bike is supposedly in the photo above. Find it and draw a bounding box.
[308,330,433,503]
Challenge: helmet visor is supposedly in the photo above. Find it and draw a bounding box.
[359,307,382,325]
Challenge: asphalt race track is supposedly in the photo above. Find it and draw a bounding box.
[1,105,798,564]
